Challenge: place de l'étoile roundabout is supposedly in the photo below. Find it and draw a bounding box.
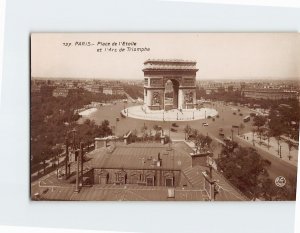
[121,105,218,122]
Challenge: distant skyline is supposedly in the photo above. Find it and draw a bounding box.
[31,33,300,80]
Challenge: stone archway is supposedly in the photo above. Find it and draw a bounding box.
[143,59,198,111]
[164,79,180,110]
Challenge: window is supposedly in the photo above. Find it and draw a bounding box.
[165,178,173,187]
[146,177,154,186]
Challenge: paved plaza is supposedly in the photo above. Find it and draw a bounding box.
[122,105,218,121]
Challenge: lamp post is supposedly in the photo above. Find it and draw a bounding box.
[168,121,171,150]
[56,153,59,179]
[231,128,234,142]
[71,128,77,150]
[279,145,282,158]
[115,117,119,136]
[42,152,46,174]
[80,142,84,186]
[64,137,69,179]
[74,147,80,193]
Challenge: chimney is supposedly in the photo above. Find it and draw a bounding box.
[157,153,162,167]
[160,131,165,144]
[202,170,217,201]
[209,165,212,179]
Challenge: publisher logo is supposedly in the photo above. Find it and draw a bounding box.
[275,176,286,187]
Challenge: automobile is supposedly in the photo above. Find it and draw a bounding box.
[202,122,209,126]
[219,132,225,137]
[223,137,231,142]
[219,128,224,137]
[243,115,250,122]
[172,123,179,127]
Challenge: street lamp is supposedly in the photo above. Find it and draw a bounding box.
[168,121,172,150]
[115,117,119,136]
[71,128,77,150]
[64,137,69,179]
[279,145,282,158]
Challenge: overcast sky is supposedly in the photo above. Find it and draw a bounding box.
[31,33,300,80]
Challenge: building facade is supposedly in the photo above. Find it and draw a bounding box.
[243,88,298,100]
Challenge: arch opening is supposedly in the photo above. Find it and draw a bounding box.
[164,79,180,110]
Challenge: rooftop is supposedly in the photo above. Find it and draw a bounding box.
[87,142,192,170]
[32,142,247,201]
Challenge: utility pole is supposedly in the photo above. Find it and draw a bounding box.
[80,142,84,186]
[72,128,76,151]
[56,154,59,179]
[43,155,46,175]
[279,145,282,158]
[65,137,69,179]
[115,118,119,136]
[74,148,80,193]
[169,121,171,149]
[71,128,77,177]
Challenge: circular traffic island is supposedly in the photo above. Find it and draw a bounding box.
[121,105,218,122]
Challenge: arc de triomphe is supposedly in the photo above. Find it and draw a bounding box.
[143,59,198,111]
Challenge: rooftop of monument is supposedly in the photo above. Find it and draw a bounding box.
[144,59,197,64]
[143,59,198,72]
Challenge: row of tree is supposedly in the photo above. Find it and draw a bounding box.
[31,87,117,165]
[217,140,296,200]
[182,124,296,201]
[123,84,143,99]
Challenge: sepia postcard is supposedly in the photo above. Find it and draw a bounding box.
[30,33,300,201]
